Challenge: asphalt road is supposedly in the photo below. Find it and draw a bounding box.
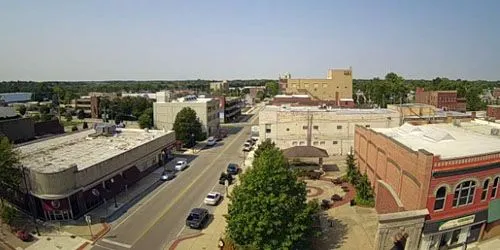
[92,111,260,250]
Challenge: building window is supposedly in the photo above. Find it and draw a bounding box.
[337,125,342,129]
[265,124,271,133]
[320,141,325,145]
[482,179,490,201]
[434,186,446,210]
[303,125,308,130]
[313,125,319,130]
[492,177,499,199]
[322,83,327,88]
[304,83,310,88]
[314,83,319,88]
[299,141,305,145]
[292,141,298,146]
[333,141,338,145]
[365,125,371,128]
[313,141,319,145]
[453,180,476,207]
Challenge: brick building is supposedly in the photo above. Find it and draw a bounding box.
[355,121,500,249]
[415,87,467,112]
[279,68,353,102]
[487,105,500,120]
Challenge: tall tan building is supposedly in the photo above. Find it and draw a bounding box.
[153,93,220,136]
[280,68,353,102]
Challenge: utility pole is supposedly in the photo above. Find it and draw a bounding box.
[306,108,313,146]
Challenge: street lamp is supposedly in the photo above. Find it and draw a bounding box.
[110,178,118,208]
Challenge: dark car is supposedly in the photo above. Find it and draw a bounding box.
[186,208,209,229]
[219,172,234,185]
[160,170,176,181]
[227,163,239,175]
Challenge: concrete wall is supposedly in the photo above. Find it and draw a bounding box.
[27,131,176,198]
[153,100,220,136]
[259,108,400,156]
[354,126,434,211]
[0,117,35,143]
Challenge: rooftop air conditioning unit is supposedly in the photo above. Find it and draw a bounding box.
[491,128,499,136]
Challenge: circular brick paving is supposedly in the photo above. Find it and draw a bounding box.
[306,186,324,198]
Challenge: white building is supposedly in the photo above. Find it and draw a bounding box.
[259,105,400,156]
[153,92,220,136]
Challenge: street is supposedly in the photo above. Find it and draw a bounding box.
[91,110,260,250]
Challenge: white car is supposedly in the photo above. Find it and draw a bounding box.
[204,192,222,205]
[174,159,188,171]
[206,136,216,146]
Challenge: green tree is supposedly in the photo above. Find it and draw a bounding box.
[39,105,50,114]
[172,107,204,146]
[256,91,265,101]
[41,113,54,122]
[346,153,360,185]
[17,105,27,116]
[77,109,85,120]
[65,112,73,122]
[82,122,89,129]
[0,205,18,229]
[355,173,375,207]
[138,107,153,129]
[226,147,319,249]
[253,139,277,159]
[32,114,41,121]
[265,81,280,97]
[0,137,22,203]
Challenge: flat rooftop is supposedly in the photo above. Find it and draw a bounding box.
[263,105,398,115]
[18,129,172,173]
[372,121,500,159]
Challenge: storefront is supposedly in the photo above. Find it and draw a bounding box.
[419,210,487,249]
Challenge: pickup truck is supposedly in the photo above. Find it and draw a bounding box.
[186,208,209,229]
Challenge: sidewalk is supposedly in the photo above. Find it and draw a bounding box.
[1,162,171,250]
[170,151,255,250]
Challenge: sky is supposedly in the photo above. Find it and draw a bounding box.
[0,0,499,81]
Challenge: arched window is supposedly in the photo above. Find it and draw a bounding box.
[453,180,476,207]
[492,177,499,199]
[482,179,490,201]
[434,186,447,210]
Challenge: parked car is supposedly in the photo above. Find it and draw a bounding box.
[204,192,222,205]
[186,208,209,229]
[160,170,176,181]
[227,163,239,175]
[242,142,252,152]
[246,139,255,146]
[219,172,234,185]
[174,158,188,171]
[206,136,216,146]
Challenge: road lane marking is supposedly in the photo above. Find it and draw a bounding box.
[101,238,132,248]
[94,244,116,250]
[174,181,220,238]
[113,177,175,229]
[131,115,257,246]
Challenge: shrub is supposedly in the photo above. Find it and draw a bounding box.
[71,125,78,132]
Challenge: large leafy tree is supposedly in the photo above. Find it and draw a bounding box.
[265,81,280,97]
[253,139,277,159]
[172,107,204,146]
[226,145,318,249]
[0,137,22,203]
[138,107,153,129]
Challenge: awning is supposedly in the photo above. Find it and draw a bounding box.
[282,146,329,158]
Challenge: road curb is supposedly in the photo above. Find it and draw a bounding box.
[76,223,111,250]
[168,233,204,250]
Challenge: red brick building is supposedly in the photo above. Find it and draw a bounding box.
[487,105,500,120]
[355,122,500,249]
[415,87,467,112]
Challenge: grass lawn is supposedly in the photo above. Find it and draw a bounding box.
[60,120,84,127]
